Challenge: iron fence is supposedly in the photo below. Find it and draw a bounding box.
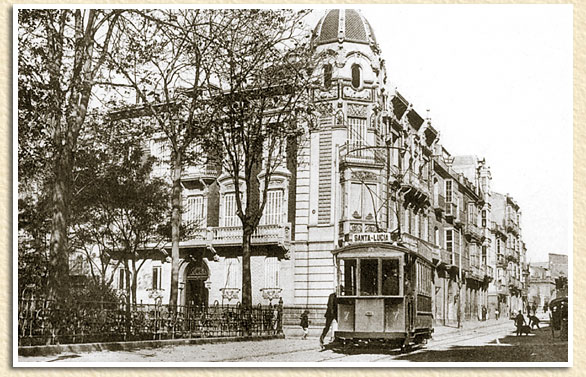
[18,298,282,346]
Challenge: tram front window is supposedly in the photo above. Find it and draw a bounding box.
[360,259,378,295]
[340,259,356,296]
[382,259,400,296]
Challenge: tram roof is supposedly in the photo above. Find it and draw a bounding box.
[332,242,434,265]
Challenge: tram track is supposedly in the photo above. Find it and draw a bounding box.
[217,323,509,363]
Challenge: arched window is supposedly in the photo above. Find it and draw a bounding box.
[324,64,332,89]
[351,64,361,88]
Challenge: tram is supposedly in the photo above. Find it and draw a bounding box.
[332,242,434,351]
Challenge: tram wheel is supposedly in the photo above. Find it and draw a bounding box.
[400,339,412,353]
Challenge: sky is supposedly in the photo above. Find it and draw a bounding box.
[311,5,572,263]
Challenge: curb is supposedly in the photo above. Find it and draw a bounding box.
[18,333,285,357]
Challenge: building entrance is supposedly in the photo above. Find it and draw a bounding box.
[184,261,209,307]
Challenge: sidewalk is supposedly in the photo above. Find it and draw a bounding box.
[433,318,510,338]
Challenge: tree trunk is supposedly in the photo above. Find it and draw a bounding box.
[241,230,253,309]
[48,141,71,301]
[131,257,138,307]
[123,259,132,338]
[46,12,68,302]
[169,150,183,310]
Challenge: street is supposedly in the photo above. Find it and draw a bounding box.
[19,321,568,364]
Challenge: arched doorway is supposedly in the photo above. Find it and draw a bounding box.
[184,260,209,307]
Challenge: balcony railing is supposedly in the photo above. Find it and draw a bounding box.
[496,253,506,267]
[182,164,221,182]
[338,142,385,166]
[505,214,520,235]
[213,224,290,247]
[463,222,483,240]
[181,223,291,249]
[401,170,431,199]
[492,221,506,236]
[400,233,434,262]
[506,248,518,262]
[441,248,452,265]
[496,283,508,295]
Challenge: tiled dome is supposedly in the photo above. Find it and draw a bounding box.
[313,9,376,46]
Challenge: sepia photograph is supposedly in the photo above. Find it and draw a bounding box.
[15,5,572,366]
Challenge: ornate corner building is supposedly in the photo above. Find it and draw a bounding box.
[292,9,528,323]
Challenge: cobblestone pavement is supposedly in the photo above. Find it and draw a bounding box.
[19,320,568,364]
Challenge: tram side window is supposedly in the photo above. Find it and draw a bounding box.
[341,259,357,296]
[360,259,378,296]
[382,259,400,296]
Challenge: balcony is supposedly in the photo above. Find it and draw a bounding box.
[339,142,385,168]
[399,171,431,210]
[496,253,506,267]
[463,222,483,241]
[506,248,519,262]
[509,278,522,292]
[441,248,452,265]
[496,282,508,295]
[461,255,470,271]
[445,202,458,221]
[432,246,452,266]
[505,214,520,235]
[492,221,507,237]
[400,232,434,262]
[181,223,291,250]
[467,264,484,282]
[182,163,221,185]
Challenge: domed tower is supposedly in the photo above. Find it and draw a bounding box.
[293,9,389,306]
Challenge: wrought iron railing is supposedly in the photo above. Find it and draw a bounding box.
[18,298,283,347]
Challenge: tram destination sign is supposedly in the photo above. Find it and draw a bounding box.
[350,232,392,244]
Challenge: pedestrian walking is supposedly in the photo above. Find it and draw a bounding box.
[482,305,487,321]
[300,309,310,339]
[514,310,526,336]
[495,308,500,320]
[320,291,337,348]
[529,314,540,329]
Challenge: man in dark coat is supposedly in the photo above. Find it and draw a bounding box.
[514,310,526,336]
[320,292,337,347]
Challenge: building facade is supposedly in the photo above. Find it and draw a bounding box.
[74,10,530,323]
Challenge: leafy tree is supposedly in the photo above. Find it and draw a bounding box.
[71,118,169,307]
[204,9,324,309]
[18,9,123,300]
[17,194,51,298]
